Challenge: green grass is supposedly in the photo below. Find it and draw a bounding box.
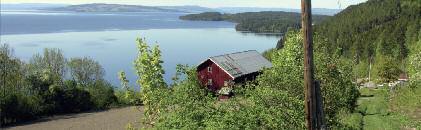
[343,87,421,130]
[363,115,403,130]
[338,112,363,129]
[389,83,421,129]
[359,88,375,97]
[356,89,389,115]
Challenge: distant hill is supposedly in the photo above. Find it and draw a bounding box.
[180,11,330,33]
[157,5,215,13]
[2,3,341,15]
[46,3,182,12]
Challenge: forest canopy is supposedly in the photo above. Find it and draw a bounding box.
[180,11,329,33]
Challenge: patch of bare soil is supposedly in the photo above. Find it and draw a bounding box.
[4,106,144,130]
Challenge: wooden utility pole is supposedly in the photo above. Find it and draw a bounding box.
[301,0,323,130]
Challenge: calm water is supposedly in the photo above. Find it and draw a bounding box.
[0,11,279,87]
[0,10,234,35]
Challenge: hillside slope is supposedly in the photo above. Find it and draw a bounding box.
[180,11,329,33]
[315,0,421,80]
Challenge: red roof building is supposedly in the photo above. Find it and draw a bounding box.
[196,50,272,92]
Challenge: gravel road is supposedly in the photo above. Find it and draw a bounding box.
[4,106,144,130]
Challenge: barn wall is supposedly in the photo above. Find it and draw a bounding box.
[197,60,233,91]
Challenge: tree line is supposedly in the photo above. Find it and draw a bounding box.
[179,11,329,34]
[0,44,139,126]
[315,0,420,83]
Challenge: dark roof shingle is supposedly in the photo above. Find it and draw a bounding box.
[205,50,272,78]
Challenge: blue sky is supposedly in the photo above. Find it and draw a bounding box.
[2,0,368,9]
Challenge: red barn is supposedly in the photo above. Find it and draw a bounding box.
[197,50,272,92]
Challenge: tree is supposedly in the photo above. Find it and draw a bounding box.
[375,56,402,83]
[408,38,421,85]
[68,57,105,86]
[257,30,359,127]
[0,44,24,92]
[1,44,41,125]
[133,37,168,124]
[29,48,67,83]
[117,71,140,105]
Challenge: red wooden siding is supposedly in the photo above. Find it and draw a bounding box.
[197,60,233,91]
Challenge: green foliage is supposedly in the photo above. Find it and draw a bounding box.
[131,31,358,129]
[363,115,402,130]
[390,84,421,127]
[356,89,389,115]
[257,30,360,127]
[129,38,307,129]
[341,86,420,130]
[116,71,142,106]
[28,48,67,82]
[316,0,421,81]
[336,111,363,130]
[0,44,119,126]
[68,57,105,86]
[49,86,94,113]
[179,12,224,21]
[261,48,277,62]
[86,80,117,109]
[408,38,421,85]
[375,56,402,83]
[181,11,329,33]
[133,38,168,124]
[0,92,41,125]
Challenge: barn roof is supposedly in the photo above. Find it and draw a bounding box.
[201,50,272,79]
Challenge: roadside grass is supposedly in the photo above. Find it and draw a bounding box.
[340,86,421,130]
[389,83,421,129]
[338,112,363,129]
[362,114,404,130]
[356,89,388,115]
[359,88,375,97]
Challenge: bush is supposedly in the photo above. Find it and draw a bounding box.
[87,80,117,109]
[1,93,41,125]
[257,30,360,127]
[49,86,94,113]
[0,44,120,126]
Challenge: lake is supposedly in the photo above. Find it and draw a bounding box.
[0,11,280,87]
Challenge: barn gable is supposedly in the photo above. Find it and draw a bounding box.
[197,50,272,79]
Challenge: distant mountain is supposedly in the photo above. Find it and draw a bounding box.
[157,5,216,13]
[46,3,183,12]
[0,3,68,10]
[2,3,341,15]
[215,7,342,16]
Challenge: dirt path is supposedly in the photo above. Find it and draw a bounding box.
[4,106,144,130]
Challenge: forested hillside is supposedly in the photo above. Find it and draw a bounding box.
[180,11,329,33]
[315,0,421,81]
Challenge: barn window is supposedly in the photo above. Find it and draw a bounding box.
[208,67,212,72]
[208,79,212,85]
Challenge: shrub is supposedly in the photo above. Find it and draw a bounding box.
[87,80,117,109]
[0,93,41,125]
